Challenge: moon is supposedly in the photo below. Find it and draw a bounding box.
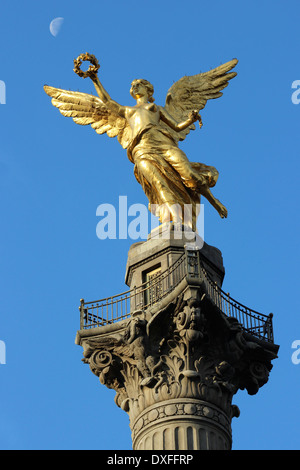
[50,17,64,37]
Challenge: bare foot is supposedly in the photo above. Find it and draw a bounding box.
[218,203,228,218]
[197,186,228,218]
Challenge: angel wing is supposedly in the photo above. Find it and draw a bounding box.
[162,58,238,142]
[44,85,132,149]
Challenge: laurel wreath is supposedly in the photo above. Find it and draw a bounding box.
[73,53,100,79]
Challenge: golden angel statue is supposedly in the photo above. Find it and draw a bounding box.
[44,53,238,231]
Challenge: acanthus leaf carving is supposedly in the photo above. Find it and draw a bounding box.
[80,293,276,424]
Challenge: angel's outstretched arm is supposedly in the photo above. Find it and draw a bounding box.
[91,75,126,118]
[159,106,199,132]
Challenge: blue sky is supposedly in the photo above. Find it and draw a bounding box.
[0,0,299,450]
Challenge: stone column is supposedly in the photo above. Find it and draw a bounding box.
[131,399,233,450]
[75,228,279,450]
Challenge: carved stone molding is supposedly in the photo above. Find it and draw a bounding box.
[79,285,276,451]
[131,398,232,450]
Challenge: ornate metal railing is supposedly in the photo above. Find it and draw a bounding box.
[79,248,274,343]
[198,259,274,343]
[79,253,186,330]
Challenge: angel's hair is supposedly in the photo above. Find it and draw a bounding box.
[130,79,155,102]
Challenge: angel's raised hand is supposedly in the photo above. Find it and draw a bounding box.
[189,110,201,122]
[189,110,203,128]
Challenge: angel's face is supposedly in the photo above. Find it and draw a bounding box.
[130,80,148,100]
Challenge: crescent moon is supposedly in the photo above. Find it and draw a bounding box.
[50,17,64,37]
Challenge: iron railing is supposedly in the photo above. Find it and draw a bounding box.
[79,248,274,343]
[80,253,186,330]
[198,258,274,342]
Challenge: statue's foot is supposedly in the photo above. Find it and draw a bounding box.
[196,185,228,218]
[218,203,228,218]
